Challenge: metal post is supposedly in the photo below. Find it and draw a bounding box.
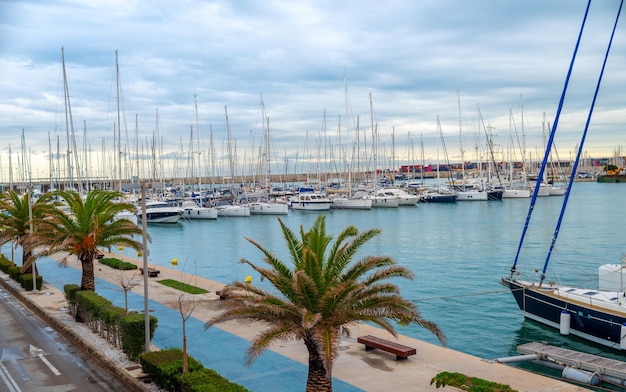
[28,186,36,292]
[141,183,150,352]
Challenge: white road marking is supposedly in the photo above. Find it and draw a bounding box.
[29,345,61,376]
[0,361,22,392]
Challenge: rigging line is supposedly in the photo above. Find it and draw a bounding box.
[510,0,592,276]
[540,0,624,281]
[412,288,515,302]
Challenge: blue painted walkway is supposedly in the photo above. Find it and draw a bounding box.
[35,259,362,392]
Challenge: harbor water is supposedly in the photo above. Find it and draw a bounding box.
[17,181,626,386]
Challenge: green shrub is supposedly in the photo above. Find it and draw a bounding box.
[99,257,138,271]
[431,372,517,392]
[140,348,203,391]
[75,290,112,321]
[120,313,158,361]
[18,273,43,290]
[180,368,250,392]
[0,255,14,273]
[8,266,20,281]
[63,284,81,317]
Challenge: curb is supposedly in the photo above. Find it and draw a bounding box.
[0,275,151,392]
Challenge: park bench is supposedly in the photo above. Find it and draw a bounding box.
[357,335,416,361]
[139,267,160,277]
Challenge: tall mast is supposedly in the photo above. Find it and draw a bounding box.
[116,50,123,191]
[61,47,74,190]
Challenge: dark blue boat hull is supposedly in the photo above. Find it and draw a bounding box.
[500,277,626,350]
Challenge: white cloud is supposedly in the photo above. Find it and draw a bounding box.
[0,0,624,182]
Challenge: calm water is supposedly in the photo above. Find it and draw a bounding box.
[14,181,626,387]
[135,182,626,361]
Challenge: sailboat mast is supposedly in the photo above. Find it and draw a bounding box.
[116,50,123,191]
[61,47,74,190]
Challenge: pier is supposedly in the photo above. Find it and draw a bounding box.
[517,342,626,385]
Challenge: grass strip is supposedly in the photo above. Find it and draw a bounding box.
[157,279,209,294]
[99,257,138,270]
[431,372,517,392]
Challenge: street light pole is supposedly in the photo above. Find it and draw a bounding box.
[141,182,150,353]
[28,186,36,292]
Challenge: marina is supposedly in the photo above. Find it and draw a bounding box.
[1,180,625,390]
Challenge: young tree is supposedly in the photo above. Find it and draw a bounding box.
[205,215,446,392]
[35,190,145,291]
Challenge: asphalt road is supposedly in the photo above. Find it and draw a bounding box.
[0,286,129,392]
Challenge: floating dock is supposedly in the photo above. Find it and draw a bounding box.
[517,342,626,385]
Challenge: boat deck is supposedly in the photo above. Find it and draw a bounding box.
[517,342,626,379]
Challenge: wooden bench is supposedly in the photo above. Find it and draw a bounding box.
[139,267,160,277]
[357,335,416,361]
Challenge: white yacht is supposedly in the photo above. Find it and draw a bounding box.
[137,201,183,224]
[288,193,332,211]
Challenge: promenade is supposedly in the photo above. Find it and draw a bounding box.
[4,251,589,392]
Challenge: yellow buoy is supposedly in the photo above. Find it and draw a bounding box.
[171,258,178,265]
[245,276,252,284]
[118,246,124,251]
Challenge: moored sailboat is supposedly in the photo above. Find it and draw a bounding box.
[501,1,624,350]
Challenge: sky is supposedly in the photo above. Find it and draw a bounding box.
[1,0,624,183]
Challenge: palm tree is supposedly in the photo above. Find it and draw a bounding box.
[35,189,145,291]
[205,215,446,392]
[0,190,57,273]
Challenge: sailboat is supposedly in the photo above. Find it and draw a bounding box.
[218,106,250,217]
[501,1,625,350]
[181,95,218,220]
[245,96,288,215]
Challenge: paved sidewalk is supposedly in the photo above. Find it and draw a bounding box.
[26,253,588,392]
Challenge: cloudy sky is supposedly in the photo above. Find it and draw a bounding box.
[1,0,624,182]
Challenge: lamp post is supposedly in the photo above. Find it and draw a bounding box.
[141,182,150,353]
[28,186,36,292]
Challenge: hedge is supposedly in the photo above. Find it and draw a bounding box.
[179,368,250,392]
[18,273,43,290]
[120,313,158,361]
[0,255,43,291]
[140,348,249,392]
[98,257,138,271]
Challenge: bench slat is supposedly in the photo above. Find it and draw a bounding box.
[357,335,416,360]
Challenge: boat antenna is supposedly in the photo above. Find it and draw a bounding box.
[509,0,592,278]
[538,0,623,287]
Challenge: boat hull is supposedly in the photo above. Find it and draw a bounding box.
[183,207,218,220]
[502,189,531,198]
[140,212,182,224]
[217,205,251,217]
[500,277,626,350]
[248,202,289,215]
[331,198,372,210]
[420,193,457,203]
[456,191,488,201]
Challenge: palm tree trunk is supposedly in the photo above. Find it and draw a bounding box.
[305,336,332,392]
[21,249,33,274]
[80,256,96,291]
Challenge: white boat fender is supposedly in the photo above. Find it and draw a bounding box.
[559,310,571,335]
[492,354,539,364]
[561,367,600,386]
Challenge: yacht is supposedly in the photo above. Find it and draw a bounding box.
[137,201,183,224]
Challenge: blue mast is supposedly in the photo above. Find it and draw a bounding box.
[509,0,593,278]
[539,0,624,286]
